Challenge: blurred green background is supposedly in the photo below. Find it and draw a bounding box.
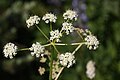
[0,0,120,80]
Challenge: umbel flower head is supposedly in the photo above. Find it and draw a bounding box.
[50,30,62,42]
[86,60,95,79]
[3,43,17,59]
[63,10,78,21]
[29,42,45,57]
[62,22,74,35]
[26,15,40,28]
[59,52,75,68]
[42,13,57,23]
[85,35,99,50]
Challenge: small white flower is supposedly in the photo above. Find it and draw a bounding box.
[29,42,45,57]
[40,57,47,63]
[3,43,17,59]
[50,30,62,42]
[63,10,78,21]
[52,71,57,79]
[85,35,99,50]
[59,52,75,68]
[62,22,74,35]
[38,67,45,75]
[42,13,57,23]
[26,15,40,28]
[52,61,61,79]
[86,60,95,79]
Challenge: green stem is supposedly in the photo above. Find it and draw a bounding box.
[77,31,84,40]
[35,24,60,55]
[75,28,84,40]
[43,42,83,47]
[49,46,54,80]
[51,42,60,54]
[72,43,84,54]
[43,42,86,54]
[55,67,64,80]
[43,43,51,47]
[54,42,85,46]
[50,23,52,31]
[35,25,50,41]
[52,43,60,54]
[18,48,29,51]
[49,58,53,80]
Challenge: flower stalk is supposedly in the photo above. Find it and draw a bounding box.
[55,67,64,80]
[2,10,99,80]
[49,46,54,80]
[35,25,50,41]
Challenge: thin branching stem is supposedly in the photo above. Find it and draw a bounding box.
[55,42,85,46]
[51,42,60,54]
[50,23,52,31]
[35,25,50,41]
[18,48,29,51]
[72,43,84,55]
[49,47,53,80]
[35,25,60,55]
[44,43,51,47]
[44,42,86,47]
[55,67,64,80]
[75,28,84,39]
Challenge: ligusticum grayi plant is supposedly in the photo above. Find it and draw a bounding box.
[3,9,99,80]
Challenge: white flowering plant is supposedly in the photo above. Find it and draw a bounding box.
[3,10,99,80]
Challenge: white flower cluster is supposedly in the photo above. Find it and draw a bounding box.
[63,10,78,21]
[29,42,45,57]
[85,35,99,50]
[86,60,95,79]
[59,52,75,68]
[3,43,17,59]
[26,15,40,28]
[62,22,74,35]
[42,13,57,23]
[50,30,62,42]
[52,61,61,79]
